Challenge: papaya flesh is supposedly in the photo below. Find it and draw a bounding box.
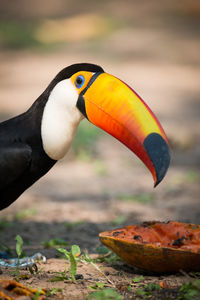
[99,221,200,273]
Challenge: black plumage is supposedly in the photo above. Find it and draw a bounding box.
[0,63,103,210]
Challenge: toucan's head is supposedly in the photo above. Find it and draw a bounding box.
[42,63,170,186]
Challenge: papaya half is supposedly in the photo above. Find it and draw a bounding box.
[99,221,200,273]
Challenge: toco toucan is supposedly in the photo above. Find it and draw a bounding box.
[0,63,170,210]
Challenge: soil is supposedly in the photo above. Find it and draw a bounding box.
[0,1,200,299]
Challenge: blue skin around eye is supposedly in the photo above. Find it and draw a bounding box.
[75,75,85,88]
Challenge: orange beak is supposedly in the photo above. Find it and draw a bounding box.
[77,72,170,186]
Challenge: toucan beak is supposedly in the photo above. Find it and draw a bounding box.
[78,72,170,186]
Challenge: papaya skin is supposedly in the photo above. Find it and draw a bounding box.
[99,221,200,273]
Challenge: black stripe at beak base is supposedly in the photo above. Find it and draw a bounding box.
[77,94,88,119]
[143,133,171,187]
[76,71,104,119]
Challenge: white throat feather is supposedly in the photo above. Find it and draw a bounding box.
[41,79,83,160]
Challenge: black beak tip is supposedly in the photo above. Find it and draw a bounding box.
[154,177,163,188]
[143,133,171,187]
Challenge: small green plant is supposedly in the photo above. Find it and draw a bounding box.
[56,245,81,282]
[132,276,144,283]
[47,288,63,296]
[87,288,122,300]
[15,235,23,281]
[96,246,110,255]
[135,287,147,297]
[42,238,68,248]
[33,288,42,300]
[127,285,131,292]
[96,246,121,265]
[89,282,105,290]
[145,282,161,291]
[50,271,69,282]
[95,251,121,265]
[135,283,161,298]
[178,279,200,300]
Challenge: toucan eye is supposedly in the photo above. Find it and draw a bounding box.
[75,75,85,88]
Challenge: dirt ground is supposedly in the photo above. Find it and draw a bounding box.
[0,1,200,299]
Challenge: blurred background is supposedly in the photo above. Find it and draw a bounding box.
[0,0,200,251]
